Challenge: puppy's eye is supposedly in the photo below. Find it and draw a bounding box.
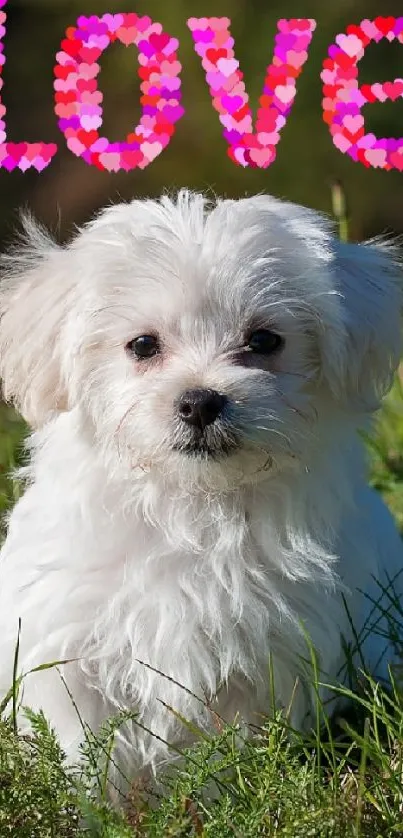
[246,329,284,354]
[126,335,160,359]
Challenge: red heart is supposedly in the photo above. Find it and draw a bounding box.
[293,19,311,31]
[41,144,57,163]
[233,103,250,122]
[357,148,371,167]
[7,143,28,157]
[120,149,143,170]
[384,81,403,101]
[335,52,354,71]
[242,133,260,149]
[140,94,158,106]
[265,74,287,90]
[154,120,174,136]
[205,47,227,63]
[149,33,170,53]
[390,149,403,170]
[346,24,370,45]
[344,127,364,143]
[374,16,396,36]
[55,91,76,104]
[138,66,152,80]
[323,84,337,97]
[76,78,97,93]
[257,108,277,131]
[243,149,257,167]
[79,47,101,63]
[266,66,287,81]
[287,66,300,80]
[77,129,99,148]
[124,13,139,27]
[322,109,335,126]
[89,152,105,171]
[61,38,82,58]
[360,84,377,103]
[54,65,72,80]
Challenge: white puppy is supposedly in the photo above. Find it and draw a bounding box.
[0,190,402,789]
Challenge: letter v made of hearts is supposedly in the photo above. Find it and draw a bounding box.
[187,17,316,168]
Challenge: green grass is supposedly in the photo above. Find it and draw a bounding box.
[0,382,402,837]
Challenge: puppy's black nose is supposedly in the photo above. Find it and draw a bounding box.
[177,389,228,430]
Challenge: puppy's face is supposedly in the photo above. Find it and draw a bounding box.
[73,196,329,484]
[0,192,401,488]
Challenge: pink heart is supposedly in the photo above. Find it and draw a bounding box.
[81,114,102,131]
[117,26,138,47]
[32,157,49,173]
[88,35,110,51]
[80,64,99,81]
[162,38,179,58]
[371,83,388,102]
[216,57,239,76]
[24,144,43,161]
[55,50,76,67]
[160,60,181,77]
[215,31,233,47]
[103,13,124,33]
[321,69,334,85]
[332,133,352,153]
[67,136,86,156]
[206,70,226,90]
[344,114,364,133]
[365,147,387,167]
[275,84,295,105]
[91,137,109,152]
[236,116,252,133]
[99,151,121,172]
[141,140,163,162]
[55,104,76,118]
[19,157,31,172]
[80,91,103,105]
[249,146,276,167]
[232,146,248,166]
[335,33,364,58]
[54,79,71,93]
[357,133,377,149]
[219,113,234,129]
[360,19,379,40]
[257,130,279,145]
[287,50,308,70]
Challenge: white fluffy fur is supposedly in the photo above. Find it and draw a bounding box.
[0,190,402,791]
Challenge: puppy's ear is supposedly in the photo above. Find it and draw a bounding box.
[322,238,402,411]
[0,215,76,428]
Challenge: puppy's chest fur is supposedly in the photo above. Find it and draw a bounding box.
[81,494,266,690]
[75,484,334,727]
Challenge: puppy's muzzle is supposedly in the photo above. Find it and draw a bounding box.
[173,388,239,458]
[177,388,228,431]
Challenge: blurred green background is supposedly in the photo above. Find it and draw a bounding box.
[1,0,403,517]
